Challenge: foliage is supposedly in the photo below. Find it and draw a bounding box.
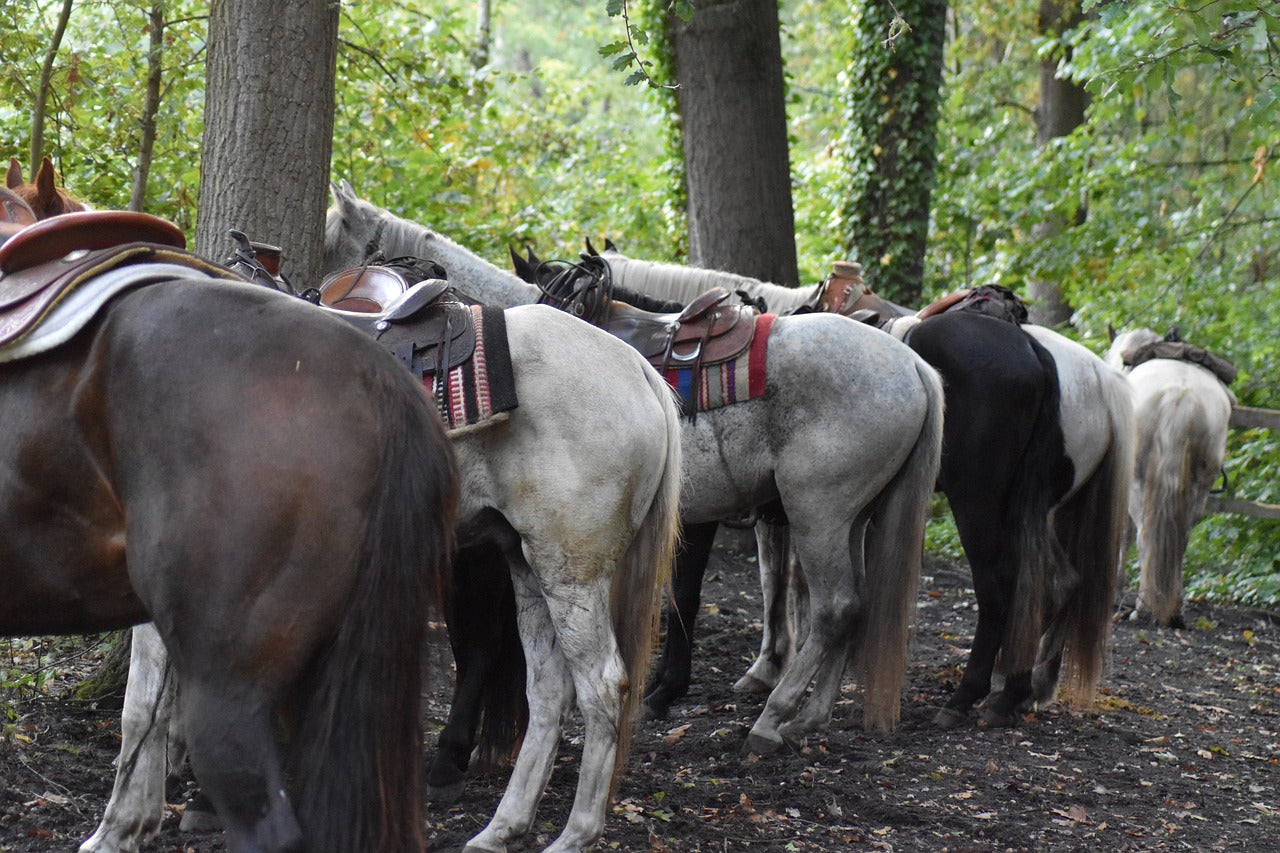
[0,0,1277,605]
[928,0,1279,603]
[839,0,947,304]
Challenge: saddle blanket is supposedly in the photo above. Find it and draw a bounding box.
[663,313,775,415]
[429,304,518,436]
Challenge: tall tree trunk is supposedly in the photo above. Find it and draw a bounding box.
[31,0,74,173]
[473,0,491,68]
[667,0,799,286]
[195,0,340,286]
[840,0,947,306]
[129,3,165,212]
[1027,0,1090,327]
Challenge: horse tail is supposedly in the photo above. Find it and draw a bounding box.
[1052,364,1134,709]
[1136,390,1216,625]
[608,365,682,788]
[1004,339,1072,678]
[292,380,457,853]
[454,540,528,771]
[857,358,944,732]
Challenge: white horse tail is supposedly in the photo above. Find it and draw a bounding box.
[1054,364,1135,709]
[857,358,944,732]
[1136,390,1217,626]
[607,364,682,789]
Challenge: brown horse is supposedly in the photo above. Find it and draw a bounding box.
[6,155,87,217]
[0,211,458,852]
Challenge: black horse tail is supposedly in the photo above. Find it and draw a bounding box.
[1004,335,1072,678]
[455,538,529,773]
[291,375,457,853]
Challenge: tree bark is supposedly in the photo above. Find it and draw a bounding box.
[31,0,75,173]
[129,3,165,212]
[841,0,947,306]
[667,0,799,285]
[1027,0,1090,327]
[195,0,340,285]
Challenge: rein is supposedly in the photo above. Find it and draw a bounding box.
[533,255,615,322]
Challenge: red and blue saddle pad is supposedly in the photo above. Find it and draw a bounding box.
[661,313,775,415]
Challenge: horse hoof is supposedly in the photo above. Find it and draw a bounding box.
[933,707,968,729]
[978,707,1017,728]
[743,729,784,756]
[732,673,775,695]
[642,699,670,721]
[427,780,465,804]
[179,805,222,833]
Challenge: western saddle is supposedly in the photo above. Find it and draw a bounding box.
[0,209,233,349]
[537,257,759,373]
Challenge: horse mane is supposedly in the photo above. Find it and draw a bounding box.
[327,194,539,306]
[6,156,86,218]
[605,253,815,313]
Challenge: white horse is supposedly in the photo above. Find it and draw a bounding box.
[551,248,1136,725]
[82,300,683,853]
[1107,327,1234,628]
[324,183,944,757]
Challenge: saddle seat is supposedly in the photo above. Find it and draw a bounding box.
[0,211,230,349]
[319,265,475,375]
[602,286,759,372]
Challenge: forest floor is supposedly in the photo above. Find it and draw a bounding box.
[1,533,1277,852]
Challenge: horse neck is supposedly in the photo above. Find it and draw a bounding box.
[382,218,540,307]
[608,255,815,312]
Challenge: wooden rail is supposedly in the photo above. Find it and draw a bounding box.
[1205,406,1280,519]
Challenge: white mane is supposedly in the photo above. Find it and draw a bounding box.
[325,186,542,307]
[605,253,817,312]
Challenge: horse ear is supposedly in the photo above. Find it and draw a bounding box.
[35,157,57,206]
[604,237,618,253]
[584,236,598,257]
[1106,323,1116,342]
[525,246,540,266]
[509,245,528,279]
[6,158,22,189]
[333,179,357,207]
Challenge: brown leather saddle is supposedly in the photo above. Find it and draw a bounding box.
[537,258,759,374]
[603,287,758,374]
[228,246,476,378]
[0,211,232,348]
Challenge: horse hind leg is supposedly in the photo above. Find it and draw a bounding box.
[644,520,717,718]
[179,677,303,852]
[464,562,577,853]
[746,517,863,755]
[735,520,808,696]
[80,624,176,853]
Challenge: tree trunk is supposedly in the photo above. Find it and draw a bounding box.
[1027,0,1090,327]
[67,632,131,708]
[31,0,74,173]
[129,3,165,212]
[194,0,340,285]
[840,0,947,306]
[667,0,799,285]
[473,0,491,68]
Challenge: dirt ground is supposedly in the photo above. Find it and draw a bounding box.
[1,533,1277,851]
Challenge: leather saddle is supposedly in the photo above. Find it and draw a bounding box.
[331,277,476,376]
[603,286,758,373]
[264,253,476,378]
[0,211,230,348]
